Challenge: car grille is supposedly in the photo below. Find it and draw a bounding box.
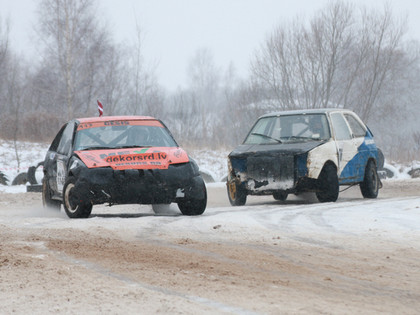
[246,154,295,182]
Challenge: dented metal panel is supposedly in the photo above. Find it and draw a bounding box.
[307,141,338,179]
[229,141,324,193]
[246,155,295,191]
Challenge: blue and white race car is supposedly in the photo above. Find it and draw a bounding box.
[227,109,383,205]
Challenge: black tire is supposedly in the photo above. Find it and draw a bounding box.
[273,191,288,201]
[0,171,8,185]
[63,177,92,218]
[360,160,379,198]
[227,178,247,206]
[27,162,44,185]
[316,164,339,202]
[177,178,207,215]
[42,177,61,210]
[408,167,420,179]
[377,148,385,170]
[12,172,28,185]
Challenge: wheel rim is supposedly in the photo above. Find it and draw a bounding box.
[64,183,78,213]
[228,181,237,200]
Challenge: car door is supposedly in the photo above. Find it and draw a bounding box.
[343,113,369,181]
[329,112,358,182]
[47,122,76,196]
[45,124,66,195]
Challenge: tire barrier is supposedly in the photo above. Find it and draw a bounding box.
[12,173,28,185]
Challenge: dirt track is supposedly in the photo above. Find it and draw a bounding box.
[1,180,420,314]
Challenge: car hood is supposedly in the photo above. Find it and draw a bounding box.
[74,147,189,170]
[229,141,326,158]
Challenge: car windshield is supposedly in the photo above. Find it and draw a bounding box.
[244,113,331,145]
[73,122,178,151]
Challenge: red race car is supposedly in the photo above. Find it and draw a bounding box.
[42,116,207,218]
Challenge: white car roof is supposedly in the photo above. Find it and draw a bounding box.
[260,108,355,118]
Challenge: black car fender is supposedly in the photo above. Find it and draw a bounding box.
[67,155,87,178]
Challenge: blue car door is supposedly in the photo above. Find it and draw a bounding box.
[344,113,376,181]
[330,112,360,183]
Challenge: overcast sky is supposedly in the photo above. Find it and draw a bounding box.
[2,0,420,91]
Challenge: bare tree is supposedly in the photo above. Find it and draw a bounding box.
[7,56,24,170]
[353,5,408,121]
[251,1,410,120]
[247,1,420,160]
[0,16,9,67]
[0,16,10,116]
[186,47,220,141]
[35,0,122,119]
[120,22,164,118]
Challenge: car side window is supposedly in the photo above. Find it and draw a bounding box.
[344,114,366,138]
[48,124,67,152]
[330,113,352,140]
[57,122,75,155]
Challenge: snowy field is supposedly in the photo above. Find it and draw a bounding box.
[0,140,419,191]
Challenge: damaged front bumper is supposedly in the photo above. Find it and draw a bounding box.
[228,152,317,195]
[70,162,203,205]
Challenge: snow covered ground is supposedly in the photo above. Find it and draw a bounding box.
[1,180,420,314]
[4,184,419,244]
[1,139,420,313]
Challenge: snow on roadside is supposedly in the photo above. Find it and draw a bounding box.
[0,140,419,190]
[187,148,230,182]
[1,193,419,248]
[0,140,49,186]
[0,185,27,193]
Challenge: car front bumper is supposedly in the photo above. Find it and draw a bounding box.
[228,152,317,195]
[71,163,203,205]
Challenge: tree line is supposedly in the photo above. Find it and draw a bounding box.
[0,0,419,161]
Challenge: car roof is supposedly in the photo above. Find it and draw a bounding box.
[76,115,156,124]
[259,108,355,118]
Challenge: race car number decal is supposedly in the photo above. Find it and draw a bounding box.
[57,160,66,192]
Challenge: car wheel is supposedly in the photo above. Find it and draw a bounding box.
[42,177,61,210]
[316,164,339,202]
[273,191,288,201]
[63,177,92,218]
[360,160,379,198]
[177,177,207,215]
[227,178,247,206]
